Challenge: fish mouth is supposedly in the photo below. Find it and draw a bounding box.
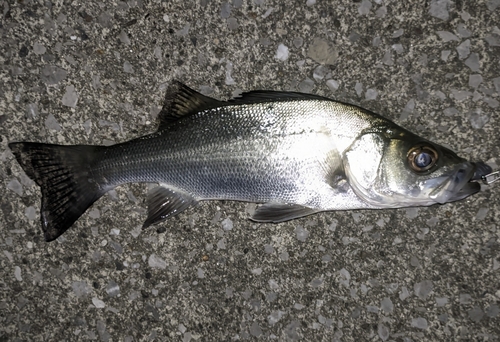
[470,161,493,181]
[427,162,491,204]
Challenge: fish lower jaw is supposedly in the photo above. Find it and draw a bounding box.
[361,198,439,209]
[430,181,481,203]
[351,186,454,208]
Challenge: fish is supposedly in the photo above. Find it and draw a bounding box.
[8,81,492,242]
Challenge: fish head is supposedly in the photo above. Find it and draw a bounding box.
[343,130,489,208]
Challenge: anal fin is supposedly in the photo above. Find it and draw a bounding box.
[143,186,197,228]
[250,202,318,223]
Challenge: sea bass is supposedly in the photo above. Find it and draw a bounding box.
[9,81,492,241]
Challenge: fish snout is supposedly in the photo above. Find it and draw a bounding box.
[471,162,493,181]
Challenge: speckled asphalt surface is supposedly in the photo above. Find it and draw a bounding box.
[1,0,500,341]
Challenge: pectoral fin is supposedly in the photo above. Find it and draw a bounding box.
[143,186,197,228]
[250,202,318,223]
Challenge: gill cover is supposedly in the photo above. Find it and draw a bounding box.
[344,133,385,204]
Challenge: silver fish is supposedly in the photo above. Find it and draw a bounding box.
[9,81,491,241]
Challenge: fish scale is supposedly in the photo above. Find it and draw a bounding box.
[94,101,351,200]
[8,81,491,241]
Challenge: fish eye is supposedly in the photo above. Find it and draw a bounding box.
[407,145,438,172]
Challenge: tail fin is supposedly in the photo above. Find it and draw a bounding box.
[8,142,107,241]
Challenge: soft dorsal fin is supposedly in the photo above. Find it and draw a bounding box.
[157,81,223,130]
[229,90,327,104]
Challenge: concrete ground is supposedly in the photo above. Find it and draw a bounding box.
[1,0,499,341]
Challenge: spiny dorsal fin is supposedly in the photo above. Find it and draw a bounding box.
[229,90,327,104]
[158,81,223,130]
